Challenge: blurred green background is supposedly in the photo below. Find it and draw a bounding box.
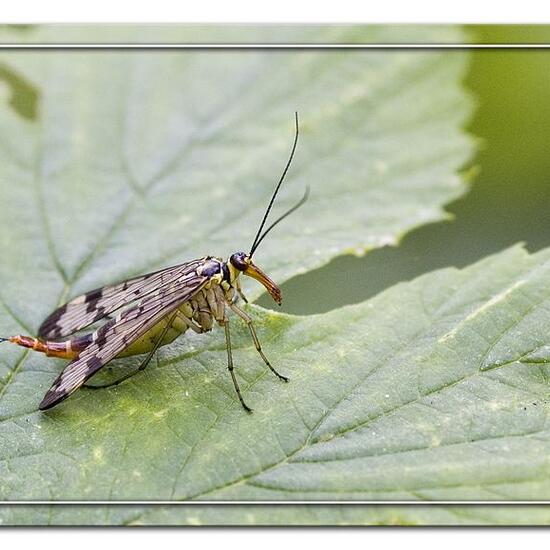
[259,26,550,314]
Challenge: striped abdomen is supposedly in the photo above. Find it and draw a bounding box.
[7,334,86,359]
[6,284,230,360]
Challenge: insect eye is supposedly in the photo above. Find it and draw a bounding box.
[230,252,248,271]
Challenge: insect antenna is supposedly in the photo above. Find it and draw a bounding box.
[249,111,302,257]
[249,186,310,256]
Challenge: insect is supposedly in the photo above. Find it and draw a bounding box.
[1,113,308,413]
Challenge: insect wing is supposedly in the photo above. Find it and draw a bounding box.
[39,259,205,339]
[39,270,208,410]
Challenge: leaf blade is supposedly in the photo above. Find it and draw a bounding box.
[0,26,496,525]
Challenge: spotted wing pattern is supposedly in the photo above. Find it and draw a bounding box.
[38,259,205,339]
[39,265,209,410]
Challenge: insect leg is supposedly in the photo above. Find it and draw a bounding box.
[228,302,289,382]
[221,318,253,413]
[84,311,178,390]
[235,279,248,304]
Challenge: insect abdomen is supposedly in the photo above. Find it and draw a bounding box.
[6,286,225,362]
[117,306,192,357]
[6,335,83,359]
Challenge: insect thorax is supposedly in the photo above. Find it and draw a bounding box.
[116,259,236,358]
[197,256,238,287]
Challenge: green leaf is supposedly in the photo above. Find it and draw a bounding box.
[0,25,472,314]
[4,245,550,525]
[4,503,550,526]
[0,25,478,524]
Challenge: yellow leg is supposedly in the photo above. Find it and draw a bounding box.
[220,318,253,413]
[228,302,289,382]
